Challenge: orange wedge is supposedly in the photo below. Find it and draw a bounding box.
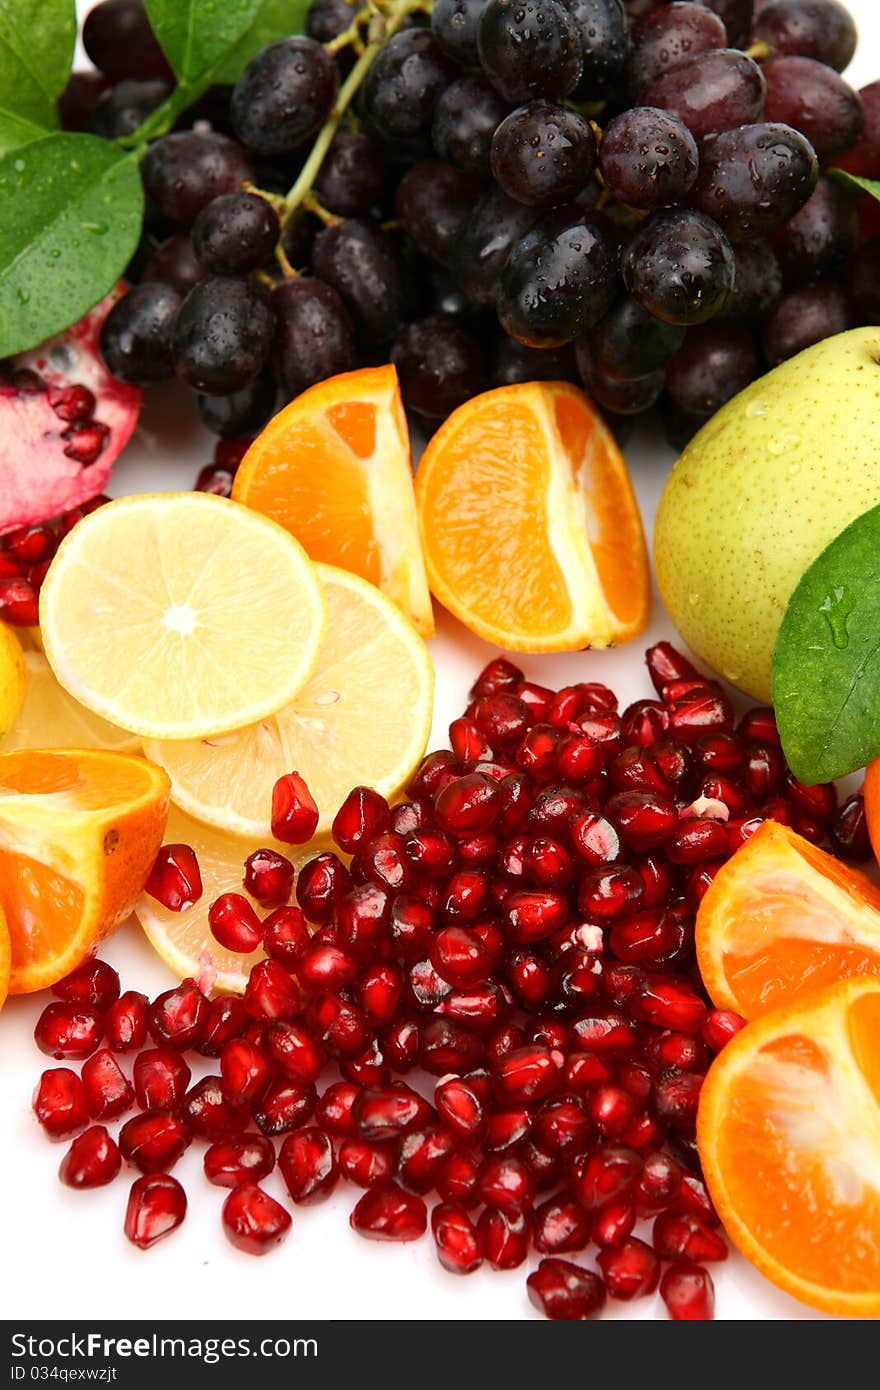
[696,820,880,1020]
[698,975,880,1317]
[232,365,433,636]
[860,759,880,866]
[0,904,9,1012]
[0,748,170,993]
[414,381,650,652]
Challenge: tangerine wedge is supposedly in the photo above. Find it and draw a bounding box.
[232,365,433,636]
[696,819,880,1019]
[414,381,650,652]
[698,975,880,1317]
[0,748,170,993]
[860,758,880,865]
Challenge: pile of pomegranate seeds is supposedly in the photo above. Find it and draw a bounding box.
[0,493,110,627]
[30,644,869,1317]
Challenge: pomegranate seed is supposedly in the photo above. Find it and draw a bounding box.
[528,1095,586,1155]
[354,1082,432,1141]
[295,852,352,922]
[299,941,357,991]
[339,1136,396,1187]
[483,1106,531,1152]
[409,749,459,798]
[570,1010,638,1056]
[209,892,263,953]
[81,1048,133,1120]
[660,1261,716,1319]
[419,1017,483,1075]
[646,642,698,693]
[592,1197,636,1248]
[33,1068,89,1140]
[358,962,404,1025]
[62,420,109,463]
[336,884,392,958]
[105,991,148,1052]
[478,1154,535,1215]
[477,1207,531,1269]
[382,1017,420,1070]
[472,693,531,751]
[271,771,319,844]
[644,1031,708,1073]
[279,1126,338,1203]
[46,382,96,421]
[243,959,301,1020]
[435,773,500,837]
[636,1151,683,1214]
[316,1081,360,1135]
[470,656,523,697]
[204,1135,276,1188]
[608,791,678,850]
[259,905,309,967]
[428,924,489,988]
[314,994,372,1057]
[352,831,414,892]
[59,1125,121,1188]
[253,1079,316,1135]
[533,1194,591,1254]
[678,1173,720,1225]
[119,1111,191,1172]
[397,1126,457,1193]
[332,786,391,854]
[492,1044,561,1104]
[504,889,569,943]
[53,959,119,1010]
[702,1008,745,1052]
[242,848,295,907]
[578,865,644,919]
[597,1237,660,1300]
[436,1147,481,1206]
[621,698,668,746]
[831,793,871,861]
[144,844,203,910]
[124,1173,187,1249]
[0,576,39,625]
[195,463,234,495]
[450,716,494,764]
[351,1184,427,1241]
[133,1048,191,1111]
[148,980,209,1049]
[609,908,679,964]
[653,1210,728,1263]
[589,1084,636,1139]
[219,1037,272,1106]
[516,680,554,719]
[34,1002,103,1059]
[431,1202,482,1273]
[527,1258,606,1319]
[435,1076,486,1140]
[571,1144,641,1210]
[223,1182,292,1254]
[666,820,729,864]
[632,977,707,1035]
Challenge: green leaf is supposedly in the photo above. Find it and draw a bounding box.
[0,0,76,126]
[144,0,264,85]
[0,133,144,358]
[772,504,880,784]
[214,0,312,83]
[830,168,880,203]
[0,107,50,157]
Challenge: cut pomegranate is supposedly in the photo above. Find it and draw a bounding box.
[33,1068,89,1141]
[659,1261,716,1320]
[271,772,319,844]
[124,1174,187,1249]
[351,1185,428,1242]
[527,1259,606,1320]
[222,1182,292,1255]
[144,843,203,911]
[204,1136,276,1188]
[0,290,141,533]
[59,1125,121,1188]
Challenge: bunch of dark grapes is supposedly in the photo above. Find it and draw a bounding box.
[62,0,880,462]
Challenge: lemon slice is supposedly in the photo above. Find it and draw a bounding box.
[134,804,309,994]
[39,493,326,741]
[0,623,26,738]
[2,649,140,753]
[144,564,434,839]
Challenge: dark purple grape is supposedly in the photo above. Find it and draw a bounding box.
[173,278,274,394]
[427,267,477,319]
[396,162,482,268]
[838,81,880,178]
[769,175,857,286]
[848,239,880,326]
[281,214,315,274]
[478,0,583,104]
[665,322,759,419]
[692,122,818,241]
[491,102,597,208]
[91,78,171,139]
[314,133,387,216]
[753,1,856,73]
[143,235,209,294]
[83,0,173,82]
[192,194,280,274]
[762,56,863,164]
[432,77,509,177]
[362,31,456,154]
[761,281,850,364]
[231,38,339,157]
[701,1,752,47]
[720,239,782,319]
[498,207,620,347]
[391,316,487,420]
[272,279,357,398]
[576,340,665,414]
[176,85,235,137]
[559,0,632,102]
[310,219,409,343]
[592,295,686,375]
[491,335,577,385]
[599,106,697,210]
[432,0,487,65]
[454,188,539,306]
[622,209,735,325]
[57,71,110,132]
[197,376,277,437]
[629,2,726,90]
[99,282,182,385]
[142,133,255,228]
[307,0,360,42]
[642,49,765,140]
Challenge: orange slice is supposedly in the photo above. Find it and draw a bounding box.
[414,381,650,652]
[696,819,880,1019]
[860,759,880,865]
[0,748,170,993]
[698,975,880,1317]
[0,904,9,1012]
[232,365,433,637]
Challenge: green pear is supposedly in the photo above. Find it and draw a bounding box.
[654,327,880,702]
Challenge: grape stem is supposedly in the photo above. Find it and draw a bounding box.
[281,0,430,230]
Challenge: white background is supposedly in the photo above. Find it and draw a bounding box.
[0,0,877,1324]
